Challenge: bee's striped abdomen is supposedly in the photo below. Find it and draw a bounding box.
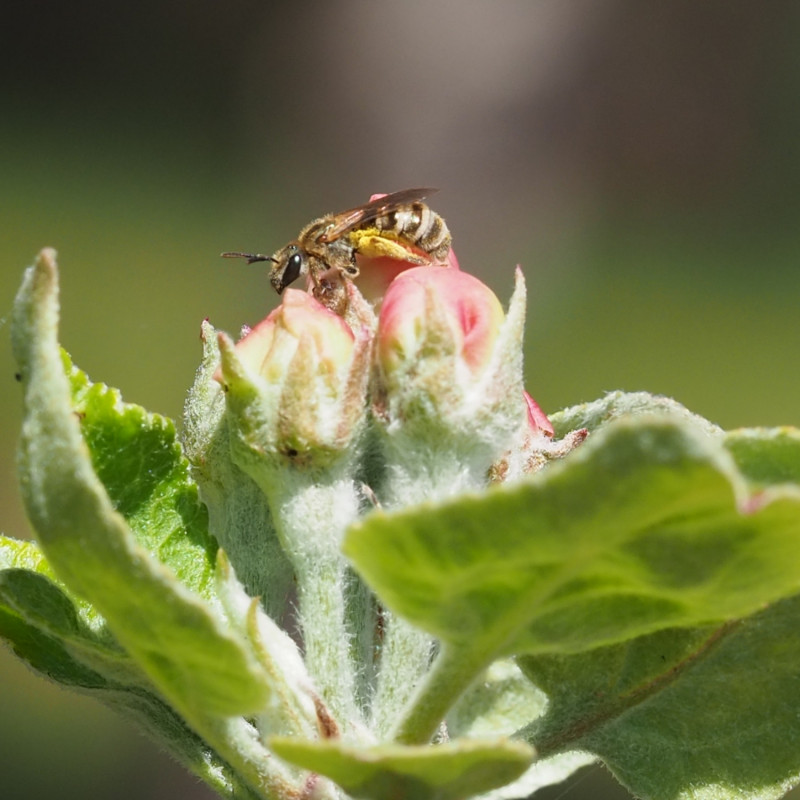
[374,202,451,261]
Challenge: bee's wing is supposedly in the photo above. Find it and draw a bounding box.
[318,188,439,243]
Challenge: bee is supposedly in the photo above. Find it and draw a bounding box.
[222,188,451,315]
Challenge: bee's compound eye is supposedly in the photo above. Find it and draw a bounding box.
[281,252,304,289]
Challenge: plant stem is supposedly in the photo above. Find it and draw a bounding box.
[381,450,488,510]
[345,566,379,716]
[189,715,309,800]
[260,467,367,737]
[295,550,359,726]
[390,642,489,745]
[374,452,490,741]
[370,610,433,738]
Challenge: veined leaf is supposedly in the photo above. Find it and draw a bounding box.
[0,535,130,683]
[346,417,800,660]
[66,354,217,599]
[519,595,800,800]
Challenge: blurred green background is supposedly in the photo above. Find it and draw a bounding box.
[2,2,799,799]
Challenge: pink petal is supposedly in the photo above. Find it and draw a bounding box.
[524,391,555,437]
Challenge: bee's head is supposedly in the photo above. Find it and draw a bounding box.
[269,243,307,294]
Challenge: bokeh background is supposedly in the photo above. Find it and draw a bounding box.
[2,2,800,799]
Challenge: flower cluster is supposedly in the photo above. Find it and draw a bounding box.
[203,205,586,738]
[213,238,569,498]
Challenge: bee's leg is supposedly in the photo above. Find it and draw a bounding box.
[343,255,360,279]
[311,266,348,316]
[430,237,453,263]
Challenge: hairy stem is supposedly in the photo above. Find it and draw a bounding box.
[390,642,489,745]
[372,453,488,738]
[371,610,433,738]
[260,468,367,737]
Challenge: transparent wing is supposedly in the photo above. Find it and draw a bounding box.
[318,187,438,243]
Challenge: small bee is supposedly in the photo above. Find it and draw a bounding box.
[222,188,451,315]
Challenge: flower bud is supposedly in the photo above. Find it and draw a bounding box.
[373,266,529,500]
[215,289,370,467]
[377,267,505,384]
[228,290,356,386]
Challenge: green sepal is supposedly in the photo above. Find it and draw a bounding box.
[268,736,535,800]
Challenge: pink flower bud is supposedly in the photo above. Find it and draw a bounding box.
[215,289,370,460]
[377,267,506,381]
[373,264,532,500]
[226,289,356,385]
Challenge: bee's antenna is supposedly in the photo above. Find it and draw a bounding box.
[221,251,277,265]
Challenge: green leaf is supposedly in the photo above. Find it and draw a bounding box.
[0,537,260,800]
[100,687,264,800]
[725,427,800,487]
[10,251,271,719]
[443,661,595,800]
[447,660,547,739]
[519,595,800,800]
[64,351,218,599]
[0,535,129,685]
[549,390,723,438]
[346,416,800,659]
[269,737,534,800]
[0,582,111,688]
